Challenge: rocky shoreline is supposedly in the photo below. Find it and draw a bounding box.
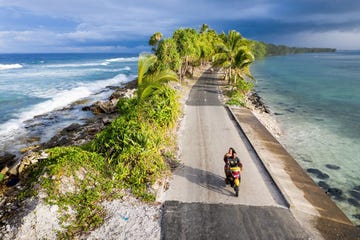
[245,91,282,138]
[0,79,140,239]
[0,80,137,182]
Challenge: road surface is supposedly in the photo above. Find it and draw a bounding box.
[161,70,310,239]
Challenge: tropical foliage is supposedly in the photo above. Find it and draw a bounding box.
[149,25,257,105]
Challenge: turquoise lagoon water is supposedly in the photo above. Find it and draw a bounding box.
[251,51,360,225]
[0,53,138,154]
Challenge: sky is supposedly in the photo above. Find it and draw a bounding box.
[0,0,359,53]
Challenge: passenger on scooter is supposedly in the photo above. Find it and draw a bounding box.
[223,147,235,163]
[224,148,242,184]
[224,148,234,180]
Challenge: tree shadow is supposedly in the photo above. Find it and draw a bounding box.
[173,163,235,197]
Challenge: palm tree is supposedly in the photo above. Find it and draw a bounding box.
[149,32,163,53]
[137,53,178,101]
[173,28,201,81]
[199,24,209,34]
[213,30,254,84]
[213,30,241,82]
[232,45,255,84]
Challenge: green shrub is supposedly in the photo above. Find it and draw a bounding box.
[140,85,179,127]
[116,97,139,117]
[88,117,157,160]
[235,80,253,95]
[226,90,246,107]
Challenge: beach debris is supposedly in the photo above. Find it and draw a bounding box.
[120,214,129,221]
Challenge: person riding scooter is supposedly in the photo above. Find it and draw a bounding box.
[224,148,243,185]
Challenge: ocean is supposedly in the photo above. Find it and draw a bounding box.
[251,51,360,225]
[0,53,138,156]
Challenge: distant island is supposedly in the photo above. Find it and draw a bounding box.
[249,41,336,58]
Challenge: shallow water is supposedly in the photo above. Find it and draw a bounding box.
[0,53,137,155]
[251,51,360,225]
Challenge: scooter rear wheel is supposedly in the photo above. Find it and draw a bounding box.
[234,186,239,197]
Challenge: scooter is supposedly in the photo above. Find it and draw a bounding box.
[225,165,241,197]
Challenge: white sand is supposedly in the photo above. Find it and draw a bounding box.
[87,196,161,240]
[1,194,162,240]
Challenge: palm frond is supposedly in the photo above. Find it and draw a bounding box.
[138,53,157,85]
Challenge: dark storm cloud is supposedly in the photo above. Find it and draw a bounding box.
[0,0,359,52]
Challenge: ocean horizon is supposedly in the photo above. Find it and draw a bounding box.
[251,50,360,225]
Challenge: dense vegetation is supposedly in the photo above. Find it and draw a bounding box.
[12,23,336,238]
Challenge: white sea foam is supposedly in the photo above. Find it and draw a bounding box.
[105,57,138,63]
[43,57,137,68]
[91,66,131,72]
[45,62,105,68]
[0,73,131,138]
[0,63,23,70]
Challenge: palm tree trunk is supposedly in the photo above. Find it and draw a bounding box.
[179,64,182,83]
[228,67,232,84]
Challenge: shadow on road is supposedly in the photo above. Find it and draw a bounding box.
[173,163,235,197]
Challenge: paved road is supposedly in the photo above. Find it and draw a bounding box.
[164,73,285,205]
[161,71,310,239]
[161,201,309,240]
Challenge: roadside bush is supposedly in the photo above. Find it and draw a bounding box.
[116,97,138,117]
[140,85,179,127]
[226,90,246,107]
[87,117,155,160]
[236,80,253,95]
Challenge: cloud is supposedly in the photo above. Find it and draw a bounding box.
[0,0,359,52]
